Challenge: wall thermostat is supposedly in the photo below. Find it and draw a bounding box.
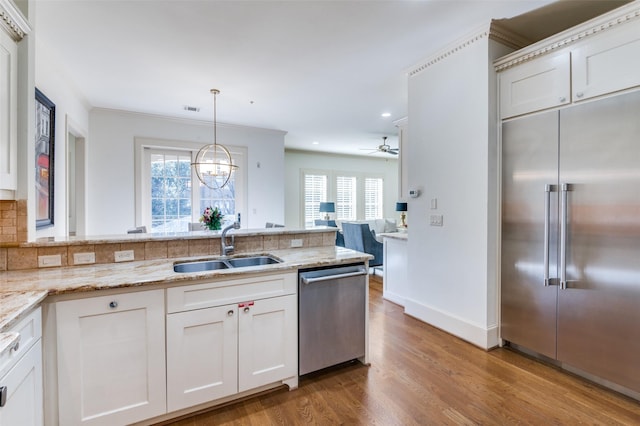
[409,189,420,198]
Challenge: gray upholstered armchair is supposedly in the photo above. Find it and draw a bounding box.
[342,222,383,267]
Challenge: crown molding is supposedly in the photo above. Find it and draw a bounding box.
[489,20,533,50]
[0,0,30,41]
[407,20,529,77]
[408,23,491,77]
[494,2,640,72]
[393,117,407,128]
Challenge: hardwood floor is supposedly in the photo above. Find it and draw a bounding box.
[166,275,640,425]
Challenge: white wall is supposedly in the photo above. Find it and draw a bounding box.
[405,27,512,349]
[88,109,286,235]
[284,149,399,227]
[34,38,91,239]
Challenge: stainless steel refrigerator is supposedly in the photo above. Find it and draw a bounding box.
[501,89,640,397]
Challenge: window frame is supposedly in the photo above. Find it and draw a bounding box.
[135,137,247,232]
[300,168,384,227]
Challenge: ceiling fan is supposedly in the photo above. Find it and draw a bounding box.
[361,136,399,155]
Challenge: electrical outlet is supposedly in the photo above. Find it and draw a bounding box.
[114,250,135,262]
[290,239,304,248]
[73,252,96,265]
[38,254,62,268]
[429,214,443,227]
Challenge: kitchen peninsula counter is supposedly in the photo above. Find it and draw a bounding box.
[0,244,370,357]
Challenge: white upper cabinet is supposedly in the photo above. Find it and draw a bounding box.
[499,51,570,119]
[496,2,640,119]
[0,0,29,198]
[571,21,640,101]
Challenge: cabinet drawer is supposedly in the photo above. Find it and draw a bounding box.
[167,272,297,313]
[0,307,41,378]
[499,51,570,119]
[572,21,640,101]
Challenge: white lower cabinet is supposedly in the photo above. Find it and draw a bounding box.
[238,294,297,392]
[166,304,238,412]
[53,272,298,424]
[55,290,166,426]
[166,273,298,414]
[0,308,43,426]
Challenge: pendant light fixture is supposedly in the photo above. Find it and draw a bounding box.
[192,89,238,189]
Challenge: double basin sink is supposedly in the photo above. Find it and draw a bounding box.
[174,255,281,273]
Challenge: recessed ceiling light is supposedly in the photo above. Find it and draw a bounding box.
[312,141,319,145]
[381,112,391,118]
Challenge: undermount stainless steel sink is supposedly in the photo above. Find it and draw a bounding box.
[173,255,281,273]
[226,256,281,268]
[173,260,229,273]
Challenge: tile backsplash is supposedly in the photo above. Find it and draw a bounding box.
[0,200,27,246]
[0,230,336,271]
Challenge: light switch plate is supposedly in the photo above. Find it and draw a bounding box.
[73,252,96,265]
[114,250,135,262]
[429,214,443,227]
[38,254,62,268]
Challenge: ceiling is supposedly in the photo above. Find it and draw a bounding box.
[35,0,628,157]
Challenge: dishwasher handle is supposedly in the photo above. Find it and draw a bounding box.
[301,269,367,284]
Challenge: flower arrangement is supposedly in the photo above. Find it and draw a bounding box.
[200,206,222,230]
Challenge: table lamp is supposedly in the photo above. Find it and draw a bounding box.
[396,202,408,227]
[319,202,335,220]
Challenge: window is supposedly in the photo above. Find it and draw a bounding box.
[137,139,246,233]
[364,177,383,220]
[301,169,384,226]
[336,175,356,221]
[303,173,328,227]
[149,150,192,232]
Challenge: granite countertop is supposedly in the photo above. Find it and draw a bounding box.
[26,226,332,247]
[0,246,370,357]
[378,232,408,241]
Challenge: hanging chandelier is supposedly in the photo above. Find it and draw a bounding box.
[192,89,238,189]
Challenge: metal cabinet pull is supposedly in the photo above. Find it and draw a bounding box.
[243,307,250,313]
[109,301,118,309]
[544,184,552,286]
[227,310,234,317]
[560,183,572,289]
[301,269,367,284]
[11,341,19,352]
[0,386,6,407]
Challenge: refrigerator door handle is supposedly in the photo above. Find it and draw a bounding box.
[544,184,552,286]
[560,183,572,289]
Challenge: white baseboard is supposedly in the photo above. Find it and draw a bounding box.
[382,291,405,307]
[404,298,499,350]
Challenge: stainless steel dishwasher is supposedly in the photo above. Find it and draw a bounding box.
[298,264,367,375]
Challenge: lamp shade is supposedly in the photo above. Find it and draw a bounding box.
[319,202,336,213]
[395,202,408,212]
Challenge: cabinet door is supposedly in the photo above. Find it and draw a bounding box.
[572,21,640,101]
[0,340,43,426]
[56,290,166,426]
[238,295,297,392]
[499,51,570,119]
[166,304,238,412]
[0,28,17,195]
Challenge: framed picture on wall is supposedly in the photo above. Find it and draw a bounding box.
[35,88,55,229]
